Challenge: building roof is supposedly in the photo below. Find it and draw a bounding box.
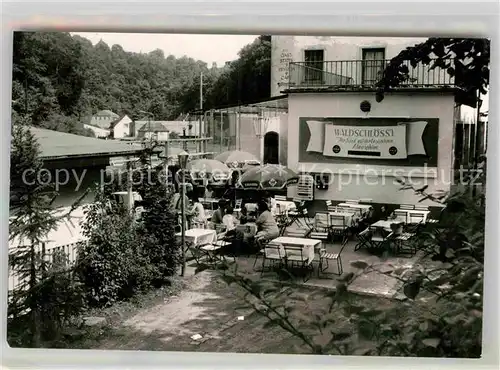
[110,114,129,129]
[136,121,170,132]
[30,127,144,160]
[95,109,119,118]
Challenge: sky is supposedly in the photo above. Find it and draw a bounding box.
[71,32,259,67]
[70,32,488,120]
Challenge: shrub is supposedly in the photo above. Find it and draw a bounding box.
[133,166,180,285]
[75,191,154,307]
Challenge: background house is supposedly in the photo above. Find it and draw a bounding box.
[110,114,133,139]
[134,119,201,140]
[136,121,171,141]
[84,109,120,138]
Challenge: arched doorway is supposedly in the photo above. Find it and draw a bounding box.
[264,131,279,164]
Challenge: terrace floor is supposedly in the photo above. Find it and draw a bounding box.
[188,236,422,300]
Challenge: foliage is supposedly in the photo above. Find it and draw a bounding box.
[75,156,180,306]
[204,35,272,109]
[12,32,271,136]
[8,116,87,347]
[375,38,490,108]
[75,190,154,307]
[131,162,180,285]
[220,176,484,357]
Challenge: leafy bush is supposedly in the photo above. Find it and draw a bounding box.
[76,160,179,307]
[132,165,180,285]
[75,191,154,307]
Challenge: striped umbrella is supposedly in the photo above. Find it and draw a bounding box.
[186,159,231,182]
[214,150,260,168]
[237,164,299,190]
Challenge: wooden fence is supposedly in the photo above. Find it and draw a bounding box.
[8,240,84,293]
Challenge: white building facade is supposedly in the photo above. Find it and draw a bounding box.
[272,36,457,207]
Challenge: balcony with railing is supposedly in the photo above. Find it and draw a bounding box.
[286,59,455,91]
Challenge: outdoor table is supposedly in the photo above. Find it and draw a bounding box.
[328,211,358,227]
[176,228,217,247]
[394,209,430,223]
[371,220,398,231]
[338,203,372,216]
[271,236,322,264]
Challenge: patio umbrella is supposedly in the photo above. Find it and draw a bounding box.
[237,164,299,190]
[214,150,260,168]
[186,159,231,183]
[241,162,262,173]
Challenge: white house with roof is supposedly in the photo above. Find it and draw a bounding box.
[134,120,201,139]
[84,110,134,139]
[110,114,133,139]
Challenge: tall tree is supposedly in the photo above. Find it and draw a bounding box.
[204,35,272,109]
[375,38,490,108]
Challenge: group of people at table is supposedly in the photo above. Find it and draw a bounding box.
[169,180,431,257]
[170,185,282,254]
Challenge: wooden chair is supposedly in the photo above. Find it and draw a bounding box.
[368,226,392,250]
[329,214,347,240]
[318,235,349,276]
[393,211,408,223]
[354,227,372,251]
[198,243,223,268]
[394,231,418,257]
[326,200,336,212]
[213,232,237,262]
[283,245,313,282]
[414,205,429,211]
[288,206,309,228]
[407,213,425,226]
[399,204,415,210]
[259,242,285,276]
[309,212,330,240]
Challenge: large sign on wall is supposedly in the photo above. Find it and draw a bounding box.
[299,117,439,167]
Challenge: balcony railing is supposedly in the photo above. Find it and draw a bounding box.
[287,59,455,90]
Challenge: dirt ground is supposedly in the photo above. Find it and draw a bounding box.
[79,269,401,355]
[94,271,307,354]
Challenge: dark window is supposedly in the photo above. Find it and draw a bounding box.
[304,49,324,83]
[362,48,385,85]
[263,132,279,164]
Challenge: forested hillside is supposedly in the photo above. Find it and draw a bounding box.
[11,32,271,136]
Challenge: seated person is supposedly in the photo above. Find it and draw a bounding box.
[254,200,280,246]
[204,185,214,199]
[210,199,226,227]
[222,206,237,234]
[189,194,207,229]
[239,205,249,224]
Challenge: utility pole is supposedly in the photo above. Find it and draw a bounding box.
[199,71,203,153]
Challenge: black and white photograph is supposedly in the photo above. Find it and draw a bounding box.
[7,31,489,358]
